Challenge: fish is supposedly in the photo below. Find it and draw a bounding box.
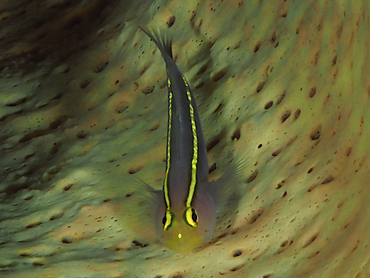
[139,27,243,253]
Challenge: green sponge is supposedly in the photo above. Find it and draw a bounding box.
[0,0,369,277]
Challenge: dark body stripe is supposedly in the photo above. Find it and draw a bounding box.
[140,28,208,213]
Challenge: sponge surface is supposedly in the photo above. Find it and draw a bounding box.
[0,0,369,277]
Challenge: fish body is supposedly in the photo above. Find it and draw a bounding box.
[140,27,229,253]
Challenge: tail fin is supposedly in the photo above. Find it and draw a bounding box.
[139,26,173,59]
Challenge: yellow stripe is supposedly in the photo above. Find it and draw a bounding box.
[183,76,198,208]
[163,88,173,210]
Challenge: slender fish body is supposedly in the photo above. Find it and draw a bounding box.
[140,27,229,253]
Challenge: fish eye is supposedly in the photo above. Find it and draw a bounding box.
[191,210,198,222]
[163,210,174,231]
[184,207,198,228]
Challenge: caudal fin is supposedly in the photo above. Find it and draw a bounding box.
[139,26,173,59]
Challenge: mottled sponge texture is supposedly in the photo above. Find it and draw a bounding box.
[0,0,369,277]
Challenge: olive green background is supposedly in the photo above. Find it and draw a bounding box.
[0,0,369,277]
